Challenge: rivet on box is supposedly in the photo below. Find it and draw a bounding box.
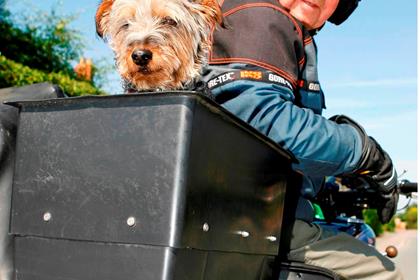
[127,216,136,227]
[235,230,250,238]
[266,236,277,242]
[202,223,210,232]
[43,212,52,222]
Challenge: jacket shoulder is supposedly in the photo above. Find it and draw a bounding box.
[210,0,305,86]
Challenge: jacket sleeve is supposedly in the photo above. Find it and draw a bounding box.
[210,78,363,178]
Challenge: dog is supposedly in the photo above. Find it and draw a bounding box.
[95,0,223,92]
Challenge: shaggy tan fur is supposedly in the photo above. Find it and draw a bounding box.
[96,0,222,91]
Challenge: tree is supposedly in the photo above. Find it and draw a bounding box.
[0,0,7,19]
[0,3,106,96]
[363,209,384,236]
[399,204,417,229]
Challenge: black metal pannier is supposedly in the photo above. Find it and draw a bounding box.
[9,92,297,280]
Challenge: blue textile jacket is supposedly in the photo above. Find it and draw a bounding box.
[203,0,363,221]
[203,65,362,221]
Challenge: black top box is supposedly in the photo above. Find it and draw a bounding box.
[9,92,294,256]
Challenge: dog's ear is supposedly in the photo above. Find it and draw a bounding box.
[192,0,224,27]
[96,0,114,38]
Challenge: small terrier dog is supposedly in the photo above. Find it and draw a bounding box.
[95,0,223,92]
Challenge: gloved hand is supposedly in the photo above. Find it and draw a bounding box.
[376,188,399,224]
[329,115,398,223]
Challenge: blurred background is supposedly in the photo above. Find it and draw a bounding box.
[0,1,417,271]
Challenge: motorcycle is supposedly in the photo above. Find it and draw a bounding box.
[278,178,417,280]
[314,177,417,251]
[0,84,416,280]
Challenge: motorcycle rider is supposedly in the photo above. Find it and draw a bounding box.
[204,0,402,278]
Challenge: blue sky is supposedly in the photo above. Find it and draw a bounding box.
[316,0,417,183]
[6,0,418,184]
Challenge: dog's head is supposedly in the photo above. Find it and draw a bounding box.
[96,0,223,91]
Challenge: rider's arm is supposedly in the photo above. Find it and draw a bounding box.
[209,75,363,178]
[207,5,362,178]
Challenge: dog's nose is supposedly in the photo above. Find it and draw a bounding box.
[131,49,153,66]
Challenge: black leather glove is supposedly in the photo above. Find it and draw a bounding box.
[329,115,398,223]
[376,189,399,224]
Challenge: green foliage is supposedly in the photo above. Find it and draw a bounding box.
[0,8,83,77]
[383,216,396,232]
[399,205,417,229]
[0,1,110,95]
[364,204,417,236]
[0,55,105,96]
[363,209,384,236]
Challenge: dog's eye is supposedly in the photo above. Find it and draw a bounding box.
[161,17,177,27]
[118,23,129,33]
[117,23,129,35]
